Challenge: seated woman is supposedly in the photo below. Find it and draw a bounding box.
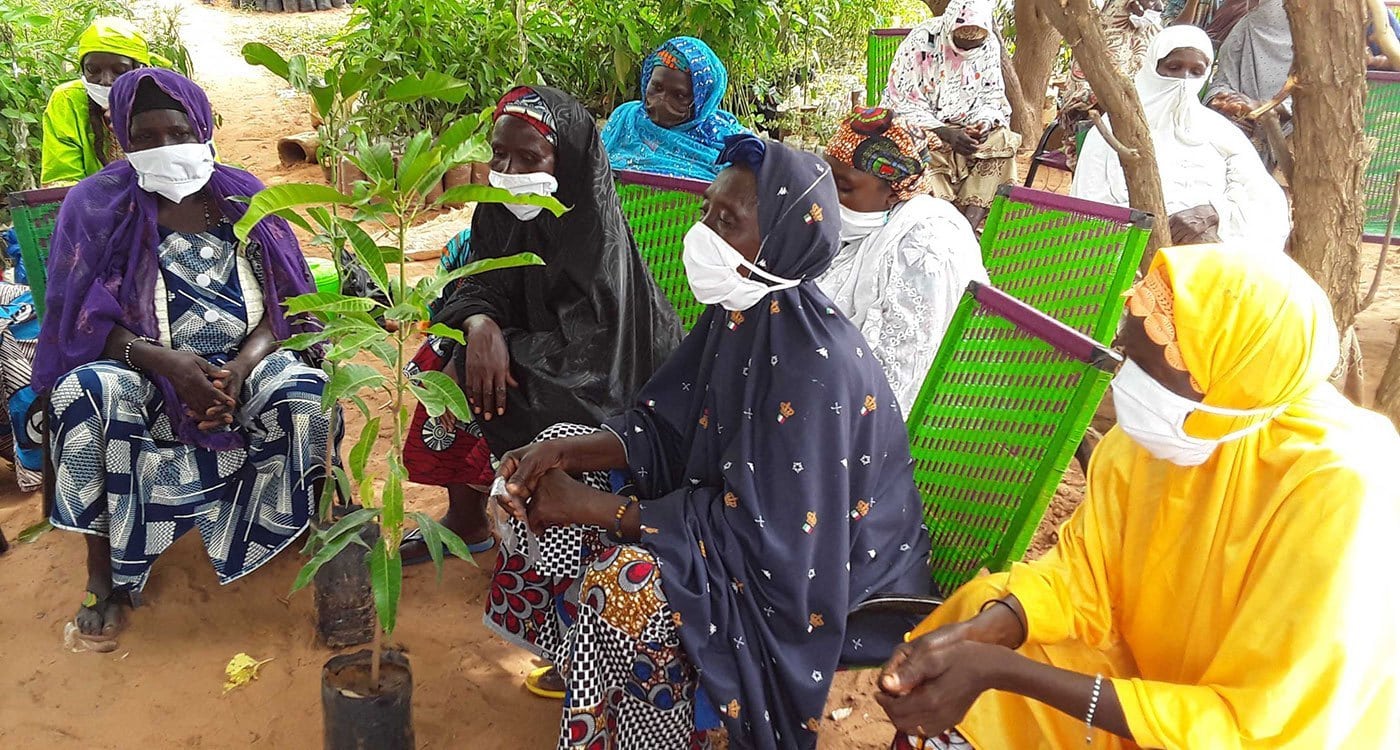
[484,136,933,749]
[1205,0,1293,165]
[35,70,330,648]
[399,86,682,562]
[1071,26,1290,252]
[881,0,1021,228]
[600,36,748,181]
[41,17,156,187]
[816,108,986,412]
[876,243,1400,749]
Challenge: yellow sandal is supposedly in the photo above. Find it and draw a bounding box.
[524,665,565,700]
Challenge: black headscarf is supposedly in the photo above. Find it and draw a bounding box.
[435,86,683,453]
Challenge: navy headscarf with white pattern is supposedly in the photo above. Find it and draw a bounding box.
[604,136,931,749]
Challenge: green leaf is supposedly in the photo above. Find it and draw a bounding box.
[291,525,370,594]
[323,362,387,411]
[327,327,390,360]
[396,131,440,198]
[271,208,316,235]
[413,370,471,421]
[369,536,403,635]
[336,59,383,101]
[383,302,428,323]
[436,116,486,160]
[279,331,329,352]
[386,72,472,104]
[382,462,404,536]
[411,252,545,309]
[339,220,390,299]
[348,416,381,484]
[233,183,353,242]
[434,185,567,216]
[424,323,466,345]
[241,43,291,83]
[434,519,479,567]
[285,291,381,316]
[18,518,51,543]
[353,138,396,185]
[331,465,353,512]
[408,511,448,580]
[308,83,335,122]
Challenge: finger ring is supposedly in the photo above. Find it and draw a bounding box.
[496,386,506,392]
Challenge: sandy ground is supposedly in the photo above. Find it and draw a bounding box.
[3,2,1399,747]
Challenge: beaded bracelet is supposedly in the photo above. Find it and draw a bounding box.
[611,495,638,542]
[1084,673,1103,745]
[124,336,157,371]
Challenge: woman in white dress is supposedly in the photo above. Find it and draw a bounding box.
[1071,25,1289,251]
[817,107,988,413]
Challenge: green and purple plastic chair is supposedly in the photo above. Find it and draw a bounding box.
[7,187,69,318]
[1365,70,1400,244]
[614,169,709,330]
[866,28,911,107]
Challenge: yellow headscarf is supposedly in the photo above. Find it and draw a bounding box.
[76,17,152,67]
[906,243,1400,749]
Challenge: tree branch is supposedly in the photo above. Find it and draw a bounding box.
[1087,111,1138,159]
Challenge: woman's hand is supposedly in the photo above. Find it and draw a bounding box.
[876,631,1014,738]
[934,126,980,157]
[1168,204,1222,245]
[497,439,572,500]
[149,349,236,430]
[463,314,517,421]
[525,469,610,535]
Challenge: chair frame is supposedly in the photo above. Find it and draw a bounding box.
[7,186,70,318]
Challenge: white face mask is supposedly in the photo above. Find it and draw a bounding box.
[1129,9,1163,30]
[83,80,112,110]
[682,221,800,312]
[488,169,559,221]
[1111,359,1281,466]
[126,142,216,203]
[839,204,889,244]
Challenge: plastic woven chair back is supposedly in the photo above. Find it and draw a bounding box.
[615,170,709,330]
[1364,71,1400,243]
[8,187,69,318]
[980,185,1153,345]
[905,281,1120,594]
[866,29,910,106]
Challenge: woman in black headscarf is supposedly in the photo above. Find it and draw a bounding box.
[400,86,682,561]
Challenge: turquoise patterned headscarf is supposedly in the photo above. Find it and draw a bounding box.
[601,36,749,181]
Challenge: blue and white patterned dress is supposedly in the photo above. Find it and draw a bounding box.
[48,224,331,592]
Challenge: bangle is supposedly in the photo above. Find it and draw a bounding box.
[123,336,158,371]
[979,597,1027,648]
[1084,673,1103,744]
[611,495,638,542]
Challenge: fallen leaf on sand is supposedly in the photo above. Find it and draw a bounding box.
[224,652,275,693]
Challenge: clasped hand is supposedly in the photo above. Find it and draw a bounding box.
[876,622,1012,739]
[493,440,602,534]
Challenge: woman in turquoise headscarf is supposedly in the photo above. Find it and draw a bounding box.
[600,36,748,181]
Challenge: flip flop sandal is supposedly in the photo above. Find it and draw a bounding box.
[524,665,565,700]
[400,528,497,567]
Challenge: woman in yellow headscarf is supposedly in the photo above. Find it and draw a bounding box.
[40,17,156,186]
[875,244,1400,749]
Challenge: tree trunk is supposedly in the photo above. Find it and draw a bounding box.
[1376,327,1400,424]
[1012,2,1063,144]
[1001,43,1035,148]
[1035,0,1172,256]
[1282,1,1369,337]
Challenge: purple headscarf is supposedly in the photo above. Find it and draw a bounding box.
[34,68,318,450]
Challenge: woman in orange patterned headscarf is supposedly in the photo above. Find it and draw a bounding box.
[815,107,986,412]
[876,244,1400,750]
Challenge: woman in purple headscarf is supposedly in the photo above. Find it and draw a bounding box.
[484,135,933,750]
[34,69,329,649]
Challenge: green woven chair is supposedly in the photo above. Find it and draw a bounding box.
[1364,71,1400,243]
[980,185,1154,345]
[842,281,1121,663]
[8,186,69,318]
[866,28,910,106]
[614,169,709,330]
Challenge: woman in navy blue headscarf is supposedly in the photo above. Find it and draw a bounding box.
[484,135,931,750]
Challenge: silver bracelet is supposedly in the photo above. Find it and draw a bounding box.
[1084,673,1103,745]
[124,336,157,370]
